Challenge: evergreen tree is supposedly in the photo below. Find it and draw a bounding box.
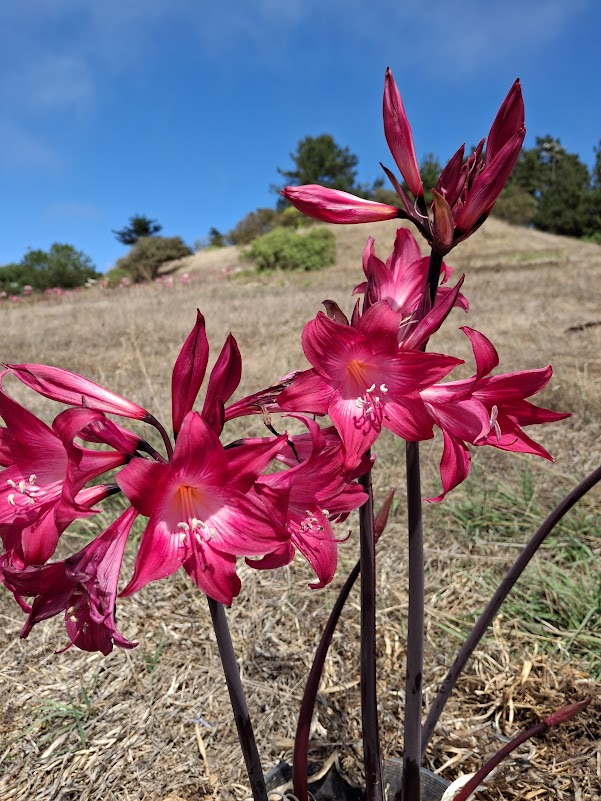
[532,136,590,237]
[276,134,359,197]
[113,215,162,246]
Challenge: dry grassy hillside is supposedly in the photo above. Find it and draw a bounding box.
[0,219,600,800]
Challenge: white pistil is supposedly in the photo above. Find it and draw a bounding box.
[489,405,502,441]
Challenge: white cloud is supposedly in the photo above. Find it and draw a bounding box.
[9,56,94,112]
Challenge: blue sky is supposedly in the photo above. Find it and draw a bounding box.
[1,0,599,272]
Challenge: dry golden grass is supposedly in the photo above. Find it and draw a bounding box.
[0,218,600,800]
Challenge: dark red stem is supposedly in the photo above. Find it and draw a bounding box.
[292,560,361,800]
[207,597,268,801]
[359,466,383,801]
[396,250,443,801]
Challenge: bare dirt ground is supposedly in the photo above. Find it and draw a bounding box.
[0,218,600,800]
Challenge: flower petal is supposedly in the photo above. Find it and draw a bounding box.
[171,309,209,436]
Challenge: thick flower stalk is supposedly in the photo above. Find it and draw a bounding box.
[282,69,525,255]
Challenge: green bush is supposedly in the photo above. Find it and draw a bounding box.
[243,227,335,272]
[115,236,192,283]
[491,183,537,226]
[0,244,98,293]
[227,208,280,245]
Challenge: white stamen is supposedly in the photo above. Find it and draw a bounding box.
[366,383,376,393]
[355,397,365,408]
[7,493,15,506]
[321,509,330,516]
[379,383,388,393]
[18,481,27,494]
[177,522,190,532]
[6,479,16,489]
[29,474,37,485]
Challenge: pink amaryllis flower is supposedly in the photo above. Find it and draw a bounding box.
[4,363,151,421]
[3,507,138,655]
[281,186,399,224]
[0,390,128,566]
[278,303,462,468]
[421,327,570,500]
[354,227,469,316]
[249,418,368,588]
[282,69,525,255]
[117,412,290,605]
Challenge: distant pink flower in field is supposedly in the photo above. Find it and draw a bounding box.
[22,285,33,296]
[120,276,131,287]
[180,272,191,284]
[9,295,20,303]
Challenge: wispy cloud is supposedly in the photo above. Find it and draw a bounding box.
[0,120,58,170]
[45,201,103,223]
[8,55,94,112]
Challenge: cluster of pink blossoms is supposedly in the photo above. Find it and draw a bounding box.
[0,71,568,657]
[0,230,567,654]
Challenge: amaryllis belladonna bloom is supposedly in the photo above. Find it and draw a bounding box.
[282,69,525,255]
[421,327,570,500]
[118,412,290,605]
[249,418,368,588]
[278,302,462,468]
[354,227,469,316]
[4,507,138,654]
[0,390,127,567]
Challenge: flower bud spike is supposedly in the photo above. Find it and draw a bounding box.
[383,67,423,198]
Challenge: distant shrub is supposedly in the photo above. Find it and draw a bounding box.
[243,227,335,272]
[491,183,537,226]
[115,236,192,283]
[227,208,280,245]
[0,244,98,294]
[277,205,317,229]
